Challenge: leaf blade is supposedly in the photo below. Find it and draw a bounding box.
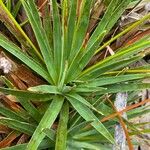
[67,96,114,144]
[26,96,64,150]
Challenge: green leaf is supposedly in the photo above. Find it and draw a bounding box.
[0,1,43,62]
[97,13,150,52]
[51,0,62,77]
[68,0,93,62]
[17,97,42,122]
[67,0,77,58]
[12,0,22,18]
[26,96,64,150]
[43,4,53,49]
[0,33,52,83]
[0,144,27,150]
[55,101,69,150]
[0,138,54,150]
[78,73,150,87]
[75,86,106,93]
[87,0,119,49]
[43,128,56,142]
[68,120,94,135]
[6,0,11,11]
[66,93,104,115]
[0,87,51,100]
[0,76,15,88]
[67,96,115,144]
[80,36,150,79]
[87,0,131,52]
[105,0,131,32]
[66,31,106,82]
[0,117,35,135]
[79,56,142,80]
[67,141,111,150]
[99,83,150,94]
[21,0,57,84]
[28,85,61,94]
[127,106,150,119]
[0,106,26,122]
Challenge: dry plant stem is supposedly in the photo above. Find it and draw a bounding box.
[101,98,150,123]
[0,131,18,148]
[38,0,48,11]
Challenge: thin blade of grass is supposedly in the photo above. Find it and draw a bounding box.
[12,0,22,18]
[68,121,94,135]
[58,0,69,85]
[0,144,27,150]
[87,0,131,51]
[43,3,53,49]
[86,0,119,49]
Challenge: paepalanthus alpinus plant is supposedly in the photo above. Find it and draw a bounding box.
[0,0,150,149]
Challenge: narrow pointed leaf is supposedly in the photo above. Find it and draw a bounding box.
[17,97,42,122]
[68,120,94,135]
[28,85,61,94]
[27,96,64,150]
[67,96,114,143]
[0,106,26,122]
[0,33,52,83]
[21,0,57,83]
[0,118,35,135]
[66,93,104,115]
[78,73,150,87]
[79,56,142,80]
[0,144,27,150]
[55,101,69,150]
[87,0,130,50]
[67,0,77,57]
[67,31,106,82]
[43,128,56,142]
[0,87,51,100]
[99,83,150,94]
[80,37,150,78]
[51,0,62,77]
[0,1,43,62]
[69,0,93,62]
